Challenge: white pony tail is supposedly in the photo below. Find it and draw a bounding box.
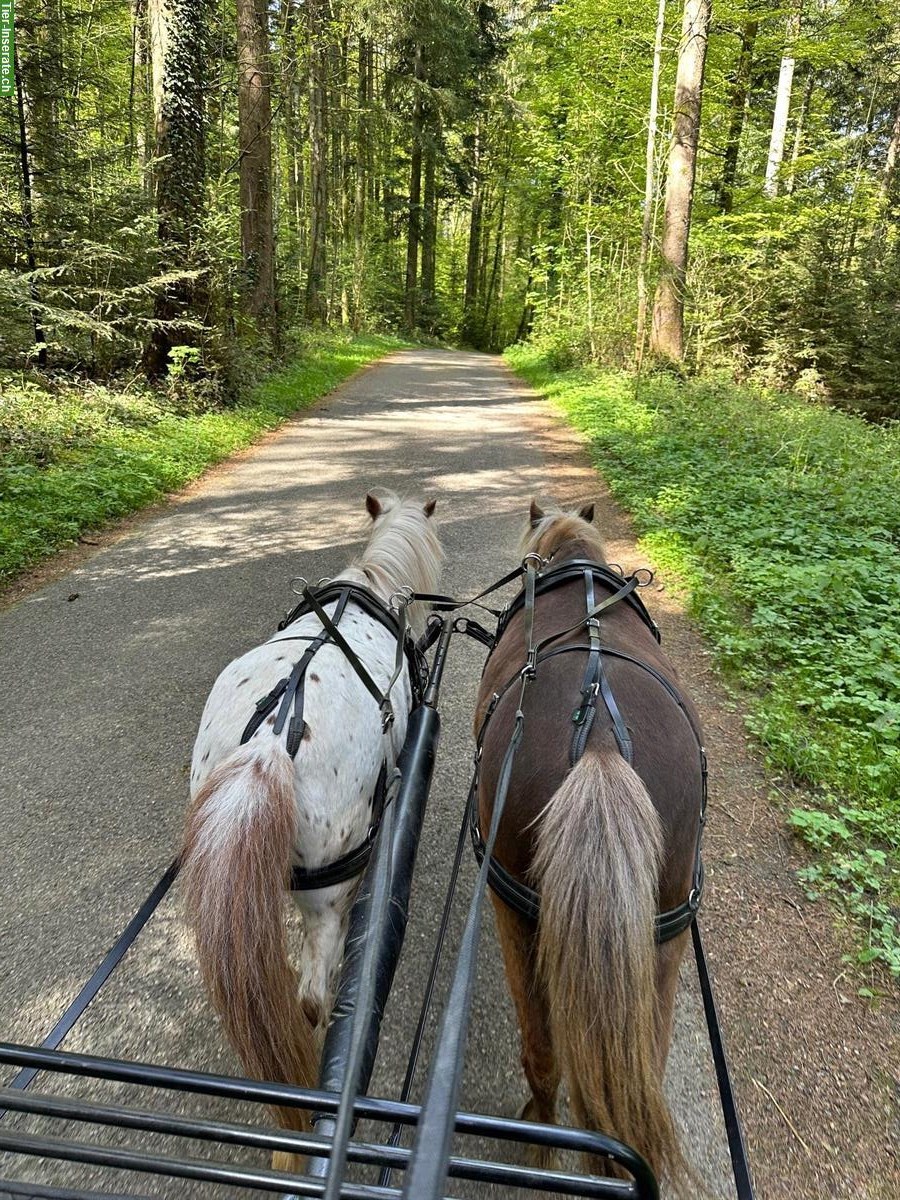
[181,745,318,1131]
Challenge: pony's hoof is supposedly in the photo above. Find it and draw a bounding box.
[272,1150,304,1175]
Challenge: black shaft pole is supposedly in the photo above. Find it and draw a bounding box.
[303,621,452,1186]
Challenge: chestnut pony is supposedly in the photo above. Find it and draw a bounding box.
[474,501,703,1188]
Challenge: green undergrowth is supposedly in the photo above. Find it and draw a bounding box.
[506,343,900,978]
[0,331,405,584]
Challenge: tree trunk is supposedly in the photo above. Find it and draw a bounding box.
[404,44,425,333]
[786,68,815,195]
[237,0,276,331]
[764,2,801,199]
[304,0,328,322]
[462,121,483,342]
[881,92,900,206]
[279,0,302,266]
[143,0,208,378]
[420,133,437,325]
[635,0,666,367]
[715,17,757,213]
[352,34,368,328]
[650,0,711,364]
[14,58,47,366]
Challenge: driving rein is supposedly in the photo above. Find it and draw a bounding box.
[468,559,707,943]
[240,580,427,892]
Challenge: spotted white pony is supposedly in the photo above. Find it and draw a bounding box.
[181,493,442,1159]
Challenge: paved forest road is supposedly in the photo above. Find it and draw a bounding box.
[0,350,733,1197]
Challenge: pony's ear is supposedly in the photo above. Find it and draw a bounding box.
[529,499,545,527]
[365,492,382,520]
[578,502,595,524]
[423,498,437,518]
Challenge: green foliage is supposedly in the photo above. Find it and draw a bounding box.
[0,333,405,582]
[507,343,900,972]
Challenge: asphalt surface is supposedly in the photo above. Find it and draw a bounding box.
[0,350,733,1198]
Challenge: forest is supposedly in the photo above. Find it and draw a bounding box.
[1,0,899,974]
[1,0,898,413]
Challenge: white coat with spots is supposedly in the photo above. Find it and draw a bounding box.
[180,494,442,1145]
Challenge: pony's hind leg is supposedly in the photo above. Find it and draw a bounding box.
[271,895,354,1175]
[653,931,689,1074]
[492,897,560,1168]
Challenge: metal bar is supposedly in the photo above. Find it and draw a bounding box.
[0,1129,404,1200]
[0,1087,635,1198]
[0,859,179,1114]
[691,921,756,1200]
[320,778,399,1200]
[378,797,471,1188]
[0,1183,154,1200]
[308,621,452,1188]
[0,1044,646,1162]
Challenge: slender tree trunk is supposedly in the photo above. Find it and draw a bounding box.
[14,58,47,366]
[420,133,437,324]
[483,186,506,336]
[716,17,757,213]
[304,0,328,321]
[650,0,711,364]
[237,0,276,330]
[351,34,368,329]
[143,0,208,378]
[279,0,302,279]
[635,0,666,367]
[586,193,595,359]
[404,44,425,333]
[764,2,801,199]
[462,121,483,342]
[881,92,900,206]
[337,38,352,325]
[786,68,815,195]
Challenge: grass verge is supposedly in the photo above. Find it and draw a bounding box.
[506,344,900,978]
[0,331,405,584]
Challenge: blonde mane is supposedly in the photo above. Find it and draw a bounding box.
[520,506,607,564]
[343,493,443,634]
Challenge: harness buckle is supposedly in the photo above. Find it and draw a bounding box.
[290,576,309,596]
[389,585,414,612]
[522,551,548,572]
[380,701,395,732]
[521,648,538,680]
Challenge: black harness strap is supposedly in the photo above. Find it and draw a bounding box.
[290,763,393,892]
[274,590,352,757]
[497,559,661,645]
[240,581,420,893]
[407,562,528,618]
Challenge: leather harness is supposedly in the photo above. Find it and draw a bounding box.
[240,580,426,892]
[468,559,707,943]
